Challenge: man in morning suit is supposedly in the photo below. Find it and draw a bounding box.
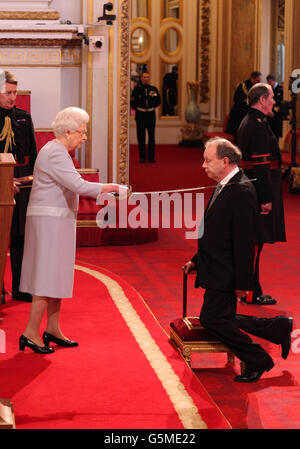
[131,71,161,163]
[237,83,286,305]
[0,70,37,302]
[184,137,292,382]
[226,71,262,141]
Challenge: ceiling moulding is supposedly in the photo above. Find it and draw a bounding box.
[0,0,59,20]
[0,37,82,47]
[0,11,60,19]
[0,0,52,10]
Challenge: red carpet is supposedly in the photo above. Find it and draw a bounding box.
[129,144,206,193]
[1,144,299,429]
[1,258,230,429]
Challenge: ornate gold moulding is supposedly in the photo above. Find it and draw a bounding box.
[0,11,60,20]
[0,38,82,47]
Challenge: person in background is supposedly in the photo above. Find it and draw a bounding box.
[162,65,178,116]
[226,71,262,141]
[237,83,286,305]
[266,74,284,140]
[19,107,129,354]
[131,71,161,163]
[0,70,37,303]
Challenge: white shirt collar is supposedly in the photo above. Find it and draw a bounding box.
[219,166,240,188]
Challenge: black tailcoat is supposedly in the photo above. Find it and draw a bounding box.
[192,170,257,292]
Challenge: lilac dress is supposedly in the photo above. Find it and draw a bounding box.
[20,140,103,298]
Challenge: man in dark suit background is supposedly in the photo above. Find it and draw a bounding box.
[266,74,284,140]
[226,71,262,141]
[184,137,292,382]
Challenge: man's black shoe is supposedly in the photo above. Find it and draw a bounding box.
[239,294,277,305]
[254,294,277,305]
[279,316,293,359]
[13,292,32,302]
[235,360,274,383]
[149,159,156,163]
[139,158,146,163]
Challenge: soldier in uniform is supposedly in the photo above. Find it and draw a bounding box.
[131,71,161,163]
[226,71,262,141]
[0,71,37,302]
[237,83,286,305]
[266,74,284,140]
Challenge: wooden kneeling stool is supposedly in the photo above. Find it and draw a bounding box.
[170,270,245,374]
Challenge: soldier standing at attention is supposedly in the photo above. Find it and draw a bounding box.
[237,83,286,306]
[0,70,37,303]
[131,71,161,163]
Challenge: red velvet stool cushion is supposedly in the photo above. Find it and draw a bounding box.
[170,317,219,342]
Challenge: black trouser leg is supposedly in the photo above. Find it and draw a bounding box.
[10,234,24,297]
[234,314,286,345]
[147,122,156,161]
[253,243,263,298]
[200,288,273,368]
[136,120,146,161]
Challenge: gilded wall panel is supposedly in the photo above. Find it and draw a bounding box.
[230,0,257,100]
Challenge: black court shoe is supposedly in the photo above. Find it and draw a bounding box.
[43,331,79,348]
[19,335,55,354]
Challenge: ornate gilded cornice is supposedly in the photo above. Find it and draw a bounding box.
[0,11,60,20]
[118,0,130,185]
[0,38,82,47]
[200,0,210,103]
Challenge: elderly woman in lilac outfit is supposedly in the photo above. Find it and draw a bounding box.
[19,107,128,354]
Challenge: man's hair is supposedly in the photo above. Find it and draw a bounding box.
[266,74,276,81]
[247,82,270,107]
[205,137,242,165]
[250,71,262,79]
[4,71,18,85]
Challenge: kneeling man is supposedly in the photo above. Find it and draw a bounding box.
[184,137,292,382]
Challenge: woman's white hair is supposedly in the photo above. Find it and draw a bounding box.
[52,107,89,137]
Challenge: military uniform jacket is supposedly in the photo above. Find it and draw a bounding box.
[191,170,258,292]
[131,84,161,123]
[237,108,286,244]
[0,106,37,236]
